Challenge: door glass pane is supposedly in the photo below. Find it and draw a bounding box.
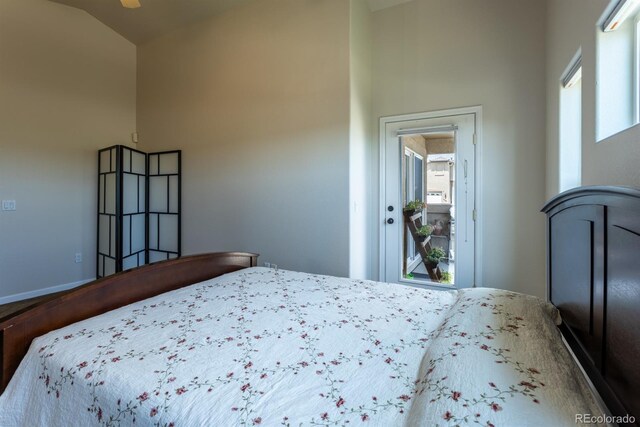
[404,151,414,263]
[404,153,410,205]
[414,156,423,201]
[400,133,456,286]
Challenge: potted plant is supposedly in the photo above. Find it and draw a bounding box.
[404,200,425,215]
[416,224,433,239]
[440,271,452,284]
[425,247,446,269]
[418,224,433,237]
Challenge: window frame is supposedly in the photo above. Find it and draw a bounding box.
[596,0,640,141]
[559,52,583,192]
[635,11,640,123]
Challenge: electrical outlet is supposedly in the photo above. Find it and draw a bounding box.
[1,200,16,211]
[75,253,82,263]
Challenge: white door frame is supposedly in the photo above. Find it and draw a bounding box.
[378,105,483,288]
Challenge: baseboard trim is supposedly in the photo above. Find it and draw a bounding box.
[0,278,95,306]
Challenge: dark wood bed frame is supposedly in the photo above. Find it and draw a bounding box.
[0,252,257,394]
[543,186,640,426]
[1,187,639,423]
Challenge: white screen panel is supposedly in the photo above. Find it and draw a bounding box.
[131,214,145,254]
[104,257,116,276]
[149,154,158,175]
[159,214,178,253]
[100,150,111,173]
[149,250,167,263]
[122,254,137,271]
[110,216,116,257]
[123,149,131,173]
[122,215,131,257]
[159,153,179,174]
[169,175,179,213]
[99,215,110,255]
[105,173,116,215]
[123,173,138,214]
[149,176,167,212]
[132,151,146,175]
[149,214,158,249]
[138,176,145,213]
[99,175,105,213]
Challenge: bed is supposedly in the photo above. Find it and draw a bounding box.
[0,186,637,426]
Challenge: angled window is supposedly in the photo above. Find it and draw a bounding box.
[596,0,640,140]
[560,54,582,192]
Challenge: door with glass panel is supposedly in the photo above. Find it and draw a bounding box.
[381,110,477,289]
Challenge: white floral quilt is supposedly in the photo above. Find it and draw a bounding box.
[0,267,603,426]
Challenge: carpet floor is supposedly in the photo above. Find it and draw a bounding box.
[0,291,67,320]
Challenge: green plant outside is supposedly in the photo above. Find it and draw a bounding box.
[440,271,452,284]
[425,247,446,265]
[416,225,433,237]
[404,200,425,211]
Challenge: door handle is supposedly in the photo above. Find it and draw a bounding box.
[387,218,394,224]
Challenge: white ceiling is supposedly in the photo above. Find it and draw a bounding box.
[49,0,252,44]
[48,0,414,45]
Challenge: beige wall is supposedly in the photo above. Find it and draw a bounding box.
[426,162,452,203]
[546,0,640,198]
[5,0,606,301]
[137,0,352,277]
[0,0,136,300]
[402,136,427,160]
[371,0,548,297]
[349,0,374,279]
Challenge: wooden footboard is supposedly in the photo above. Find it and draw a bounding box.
[0,252,258,394]
[543,187,640,425]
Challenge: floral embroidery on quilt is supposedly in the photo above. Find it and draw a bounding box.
[35,269,456,426]
[23,270,597,426]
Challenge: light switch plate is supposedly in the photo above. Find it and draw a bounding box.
[1,200,16,211]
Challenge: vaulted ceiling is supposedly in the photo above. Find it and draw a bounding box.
[48,0,414,45]
[48,0,253,44]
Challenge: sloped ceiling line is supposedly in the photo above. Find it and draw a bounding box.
[48,0,414,45]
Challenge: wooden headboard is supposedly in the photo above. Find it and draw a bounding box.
[542,186,640,425]
[0,252,258,394]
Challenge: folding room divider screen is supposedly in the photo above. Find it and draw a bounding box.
[97,145,181,278]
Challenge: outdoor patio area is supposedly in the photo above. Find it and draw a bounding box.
[403,204,455,285]
[408,259,454,284]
